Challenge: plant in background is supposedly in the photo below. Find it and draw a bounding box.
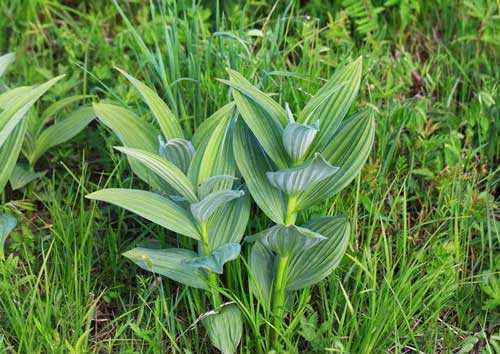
[87,70,250,354]
[224,57,375,348]
[0,52,95,258]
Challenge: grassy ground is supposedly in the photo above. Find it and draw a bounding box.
[0,0,498,352]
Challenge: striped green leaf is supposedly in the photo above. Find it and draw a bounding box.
[123,247,208,289]
[117,68,184,139]
[282,120,318,162]
[115,146,198,203]
[190,189,244,223]
[86,188,201,240]
[184,242,240,274]
[0,53,15,78]
[225,70,289,169]
[0,120,28,193]
[158,137,195,174]
[198,175,238,199]
[296,110,375,211]
[286,216,349,290]
[299,57,363,155]
[203,304,243,354]
[36,94,90,135]
[9,163,45,190]
[249,240,274,304]
[233,121,286,224]
[0,75,63,149]
[266,153,339,195]
[0,213,16,259]
[192,102,235,148]
[0,86,32,109]
[29,106,95,165]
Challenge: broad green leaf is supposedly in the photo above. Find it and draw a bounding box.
[188,103,236,188]
[0,53,15,78]
[36,94,90,136]
[117,68,184,139]
[246,224,326,257]
[0,75,63,149]
[198,175,238,199]
[207,194,250,250]
[190,189,244,223]
[296,110,375,211]
[233,121,286,224]
[93,103,166,189]
[249,241,274,304]
[115,146,198,203]
[9,163,45,190]
[86,188,200,240]
[158,137,195,174]
[299,57,363,154]
[184,243,240,274]
[203,304,243,354]
[0,86,32,109]
[0,120,28,193]
[0,213,16,259]
[225,70,289,168]
[282,120,318,162]
[286,216,349,290]
[123,247,208,289]
[266,153,339,195]
[191,102,235,148]
[29,106,95,165]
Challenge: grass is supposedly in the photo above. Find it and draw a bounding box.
[0,0,498,352]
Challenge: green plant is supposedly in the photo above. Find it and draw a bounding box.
[86,70,250,354]
[225,57,375,349]
[0,52,94,258]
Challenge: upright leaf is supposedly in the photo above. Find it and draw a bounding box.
[86,188,201,240]
[0,120,28,193]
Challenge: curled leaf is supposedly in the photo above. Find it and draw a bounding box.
[282,120,318,162]
[190,189,244,223]
[198,175,238,199]
[184,243,241,274]
[159,137,195,174]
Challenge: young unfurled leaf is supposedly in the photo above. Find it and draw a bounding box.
[117,67,184,139]
[115,146,198,203]
[9,163,46,190]
[282,120,318,162]
[158,137,195,174]
[123,247,208,289]
[0,52,15,78]
[296,110,375,210]
[86,188,201,239]
[246,224,326,257]
[198,175,238,199]
[184,243,241,274]
[203,304,243,354]
[190,189,244,223]
[233,121,286,224]
[0,213,16,259]
[266,153,339,195]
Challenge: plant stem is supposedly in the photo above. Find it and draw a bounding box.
[270,195,298,345]
[200,223,222,307]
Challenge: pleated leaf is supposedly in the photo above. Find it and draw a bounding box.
[286,216,349,290]
[225,70,289,169]
[203,304,243,354]
[29,106,95,165]
[246,224,326,257]
[116,146,198,203]
[9,163,45,190]
[0,120,28,193]
[93,103,166,190]
[0,75,63,149]
[233,121,286,224]
[249,241,274,304]
[117,68,184,139]
[0,213,16,259]
[198,175,238,199]
[184,243,240,274]
[282,120,318,162]
[207,194,251,250]
[299,57,363,154]
[158,137,195,174]
[296,110,375,210]
[266,153,339,195]
[86,188,201,240]
[123,247,208,289]
[190,189,244,223]
[0,53,15,78]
